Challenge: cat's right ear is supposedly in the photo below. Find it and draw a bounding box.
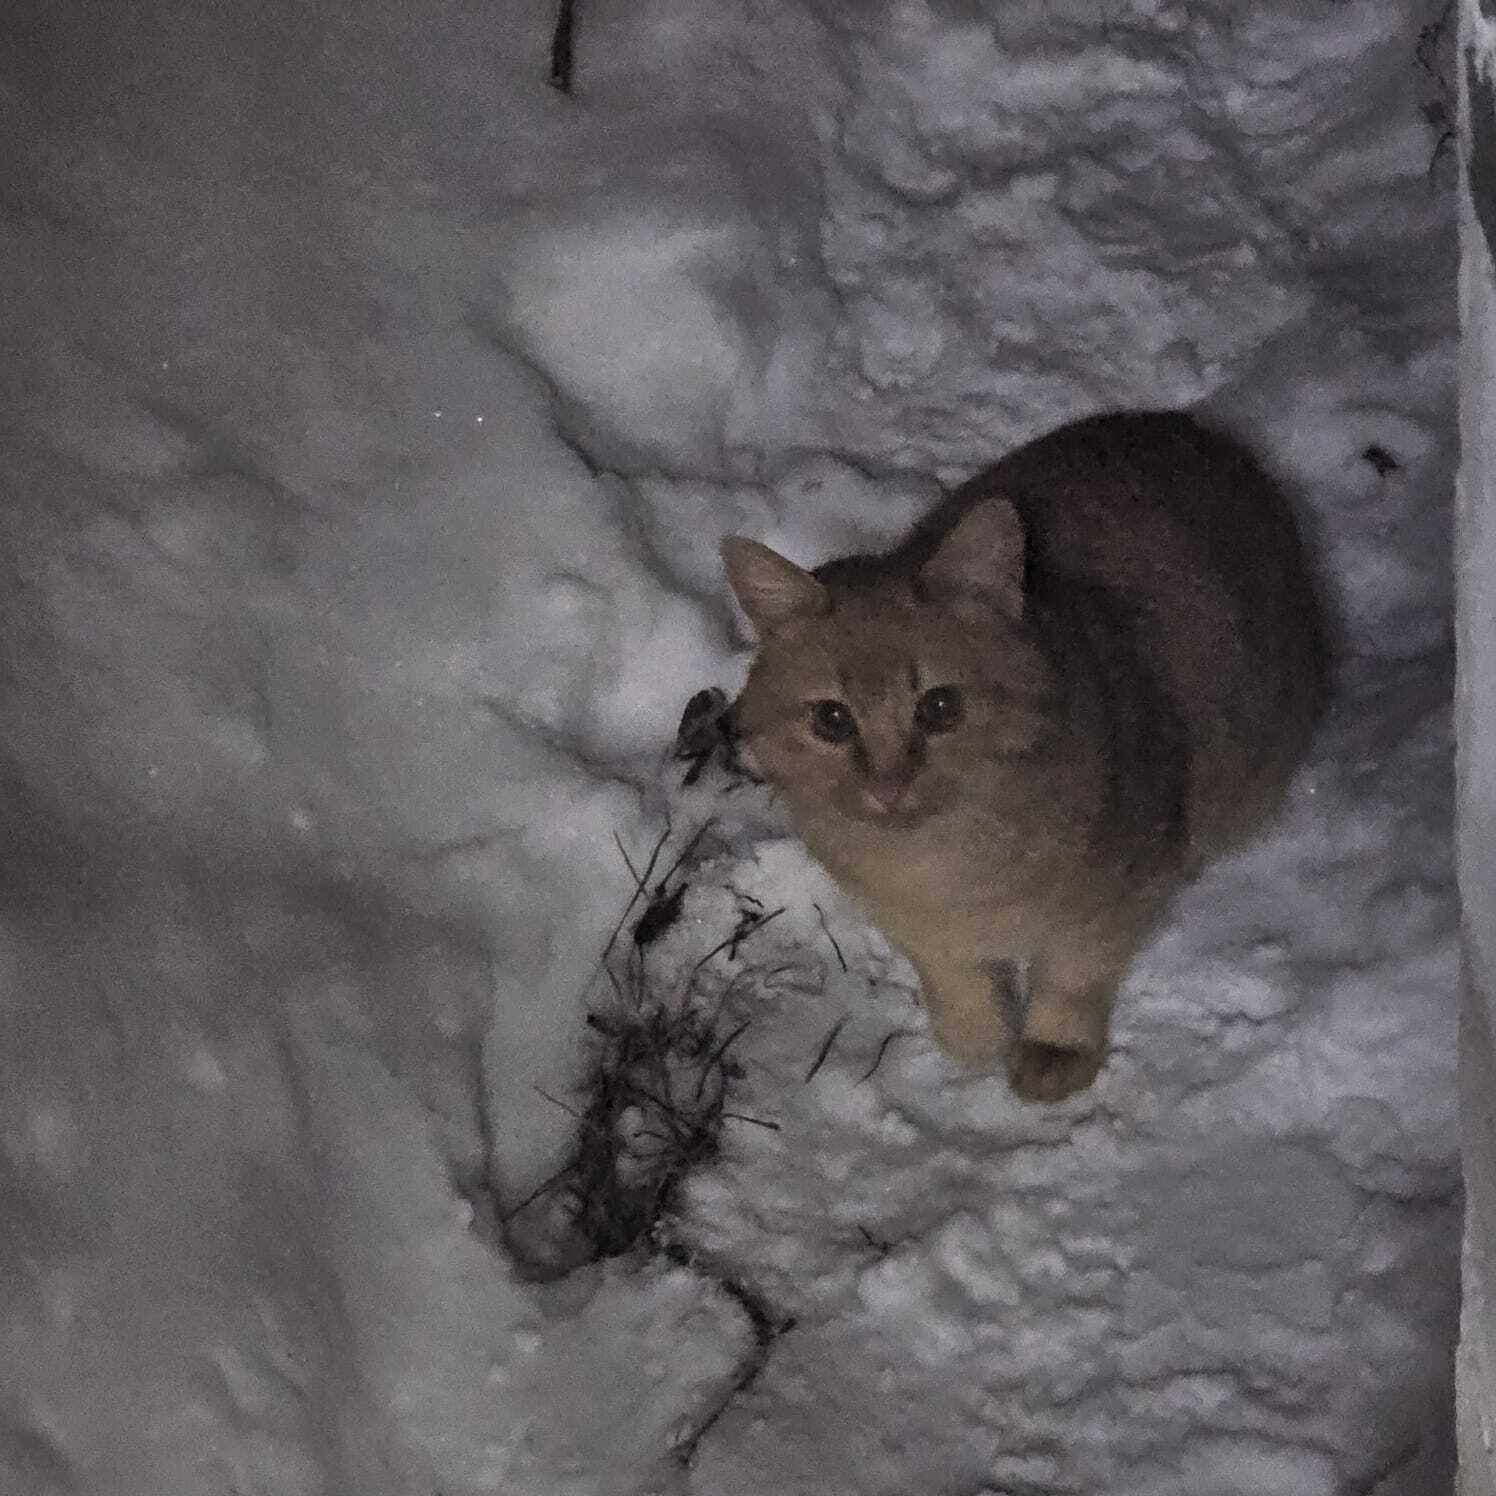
[720,537,830,633]
[920,497,1026,619]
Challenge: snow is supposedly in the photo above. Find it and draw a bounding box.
[0,0,1462,1491]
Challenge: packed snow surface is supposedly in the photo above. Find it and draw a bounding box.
[0,0,1462,1491]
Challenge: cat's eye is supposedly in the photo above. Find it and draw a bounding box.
[914,685,964,734]
[809,699,856,744]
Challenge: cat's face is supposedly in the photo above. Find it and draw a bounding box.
[723,506,1058,831]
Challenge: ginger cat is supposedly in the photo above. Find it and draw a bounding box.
[721,412,1326,1102]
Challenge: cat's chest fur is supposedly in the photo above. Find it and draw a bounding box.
[721,410,1326,1100]
[799,813,1058,978]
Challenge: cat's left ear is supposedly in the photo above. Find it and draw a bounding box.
[721,537,830,632]
[920,497,1026,619]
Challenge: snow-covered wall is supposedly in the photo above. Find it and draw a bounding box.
[1460,6,1496,1487]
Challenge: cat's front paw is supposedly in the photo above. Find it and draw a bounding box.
[1007,1041,1102,1103]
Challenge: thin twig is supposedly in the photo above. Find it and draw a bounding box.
[730,905,786,960]
[690,906,786,980]
[600,823,670,967]
[607,820,714,962]
[696,1019,752,1102]
[813,903,848,972]
[499,1164,568,1223]
[755,960,811,991]
[663,1241,795,1467]
[721,1111,781,1131]
[858,1029,916,1083]
[549,0,576,92]
[803,1016,847,1083]
[533,1085,583,1120]
[614,830,645,889]
[656,819,714,893]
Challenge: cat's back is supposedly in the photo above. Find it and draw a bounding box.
[922,411,1327,850]
[928,411,1307,610]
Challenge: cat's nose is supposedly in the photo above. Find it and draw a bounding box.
[864,773,913,812]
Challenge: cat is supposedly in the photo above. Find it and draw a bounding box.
[721,411,1327,1102]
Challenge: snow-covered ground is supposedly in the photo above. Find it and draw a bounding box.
[0,0,1462,1491]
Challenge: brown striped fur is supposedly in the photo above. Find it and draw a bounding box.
[722,412,1326,1101]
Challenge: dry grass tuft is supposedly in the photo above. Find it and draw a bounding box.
[503,822,781,1262]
